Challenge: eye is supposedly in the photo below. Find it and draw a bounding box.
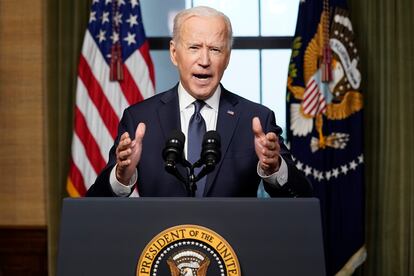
[210,48,222,55]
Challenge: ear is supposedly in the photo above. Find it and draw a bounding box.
[169,40,178,67]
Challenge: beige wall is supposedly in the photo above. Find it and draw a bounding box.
[0,0,46,225]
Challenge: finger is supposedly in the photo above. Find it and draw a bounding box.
[118,148,132,160]
[135,122,146,142]
[263,141,280,153]
[264,132,277,145]
[265,132,278,142]
[260,163,270,170]
[120,131,130,140]
[260,156,277,169]
[119,132,131,146]
[262,139,275,150]
[262,133,279,151]
[116,140,131,157]
[117,159,131,168]
[117,133,132,152]
[130,123,146,150]
[252,117,265,138]
[263,147,279,157]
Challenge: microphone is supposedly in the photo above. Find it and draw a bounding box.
[162,130,185,169]
[193,131,221,182]
[162,129,191,189]
[201,130,221,168]
[162,129,221,196]
[162,129,192,193]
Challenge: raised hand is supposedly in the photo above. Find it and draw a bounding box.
[252,117,281,175]
[115,122,146,185]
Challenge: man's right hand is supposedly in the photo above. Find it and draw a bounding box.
[115,122,146,185]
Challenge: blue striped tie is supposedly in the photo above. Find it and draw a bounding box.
[187,100,206,197]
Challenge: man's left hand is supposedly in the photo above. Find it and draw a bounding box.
[252,117,281,175]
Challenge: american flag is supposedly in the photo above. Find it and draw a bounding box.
[67,0,155,197]
[302,76,327,116]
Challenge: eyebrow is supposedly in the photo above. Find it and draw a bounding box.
[186,41,226,49]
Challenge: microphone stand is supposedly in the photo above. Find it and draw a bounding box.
[164,158,205,197]
[180,159,197,197]
[186,160,216,197]
[182,159,201,197]
[188,165,197,197]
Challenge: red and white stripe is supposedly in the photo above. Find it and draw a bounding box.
[302,77,327,116]
[67,30,155,197]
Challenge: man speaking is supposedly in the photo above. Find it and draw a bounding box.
[86,6,312,198]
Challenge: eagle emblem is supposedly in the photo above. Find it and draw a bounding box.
[167,249,210,276]
[288,7,363,152]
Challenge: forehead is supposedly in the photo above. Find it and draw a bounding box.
[180,16,228,46]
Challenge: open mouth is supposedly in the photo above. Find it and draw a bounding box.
[193,73,212,80]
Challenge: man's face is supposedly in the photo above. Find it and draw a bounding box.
[170,15,231,100]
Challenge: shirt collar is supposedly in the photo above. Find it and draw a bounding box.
[178,82,221,112]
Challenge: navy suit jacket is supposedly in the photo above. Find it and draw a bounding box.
[86,85,312,197]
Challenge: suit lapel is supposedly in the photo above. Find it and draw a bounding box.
[157,85,181,139]
[204,88,240,195]
[157,85,189,190]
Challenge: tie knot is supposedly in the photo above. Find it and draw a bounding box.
[193,100,205,114]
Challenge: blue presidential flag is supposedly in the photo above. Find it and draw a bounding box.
[286,0,365,274]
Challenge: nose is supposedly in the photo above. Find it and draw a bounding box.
[198,48,211,68]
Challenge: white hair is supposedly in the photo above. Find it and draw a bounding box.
[172,6,233,50]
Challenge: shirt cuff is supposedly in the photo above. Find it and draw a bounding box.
[109,164,138,197]
[257,156,288,187]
